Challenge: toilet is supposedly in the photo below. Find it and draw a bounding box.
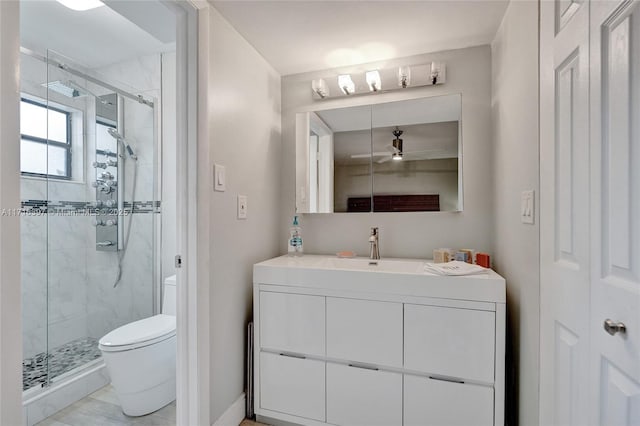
[99,275,177,416]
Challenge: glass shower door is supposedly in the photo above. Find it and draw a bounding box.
[44,50,101,385]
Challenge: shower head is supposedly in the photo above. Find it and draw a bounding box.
[43,80,86,98]
[43,80,112,106]
[107,128,138,160]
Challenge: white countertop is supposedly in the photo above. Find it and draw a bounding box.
[254,255,505,304]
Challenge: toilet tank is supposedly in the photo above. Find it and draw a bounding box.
[162,275,177,316]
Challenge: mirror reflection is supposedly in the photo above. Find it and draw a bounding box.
[296,94,462,213]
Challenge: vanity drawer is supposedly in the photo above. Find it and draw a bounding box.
[326,297,403,367]
[327,362,402,426]
[404,304,495,383]
[404,374,493,426]
[259,352,325,422]
[260,291,325,356]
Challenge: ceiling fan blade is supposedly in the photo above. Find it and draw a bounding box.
[377,156,392,164]
[351,151,390,159]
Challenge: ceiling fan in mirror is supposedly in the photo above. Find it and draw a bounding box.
[351,126,454,163]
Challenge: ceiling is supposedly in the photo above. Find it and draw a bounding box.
[211,0,510,75]
[20,0,175,70]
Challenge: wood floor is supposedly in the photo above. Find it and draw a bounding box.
[35,384,267,426]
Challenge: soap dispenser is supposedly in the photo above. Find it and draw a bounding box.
[288,216,303,257]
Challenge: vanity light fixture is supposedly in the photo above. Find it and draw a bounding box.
[312,62,445,100]
[56,0,104,11]
[398,66,411,88]
[338,74,355,95]
[312,79,329,98]
[365,70,382,92]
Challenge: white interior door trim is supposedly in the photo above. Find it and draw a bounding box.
[0,1,24,424]
[169,1,211,425]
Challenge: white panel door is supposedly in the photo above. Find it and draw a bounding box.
[260,291,325,356]
[589,1,640,424]
[539,1,591,425]
[404,374,494,426]
[326,363,402,426]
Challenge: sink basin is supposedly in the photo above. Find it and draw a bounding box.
[253,254,506,304]
[320,257,425,274]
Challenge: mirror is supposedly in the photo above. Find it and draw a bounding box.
[296,94,462,213]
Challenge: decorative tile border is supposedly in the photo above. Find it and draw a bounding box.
[23,337,102,391]
[19,200,161,215]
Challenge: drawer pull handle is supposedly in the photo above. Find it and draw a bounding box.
[348,363,379,371]
[279,352,306,359]
[429,375,465,384]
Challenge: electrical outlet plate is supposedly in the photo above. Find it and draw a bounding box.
[238,195,247,219]
[521,190,535,224]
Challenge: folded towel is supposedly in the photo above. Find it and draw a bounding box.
[424,260,489,276]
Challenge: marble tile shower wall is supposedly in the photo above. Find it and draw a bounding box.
[20,53,163,360]
[86,54,161,340]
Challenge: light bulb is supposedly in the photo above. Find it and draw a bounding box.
[311,79,329,98]
[365,70,381,92]
[398,66,411,88]
[338,75,355,95]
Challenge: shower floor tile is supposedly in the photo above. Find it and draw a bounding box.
[23,337,102,391]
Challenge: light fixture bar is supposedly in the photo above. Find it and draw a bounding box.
[311,62,446,100]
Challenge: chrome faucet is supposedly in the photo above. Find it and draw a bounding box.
[369,227,380,260]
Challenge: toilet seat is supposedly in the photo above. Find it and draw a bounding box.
[99,314,176,352]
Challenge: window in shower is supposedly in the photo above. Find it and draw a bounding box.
[20,98,72,179]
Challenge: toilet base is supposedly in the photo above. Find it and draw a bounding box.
[117,377,176,417]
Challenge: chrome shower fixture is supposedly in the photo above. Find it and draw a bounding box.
[43,80,113,106]
[107,128,138,160]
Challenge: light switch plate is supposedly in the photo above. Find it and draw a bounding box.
[214,164,226,192]
[521,190,534,224]
[237,195,247,219]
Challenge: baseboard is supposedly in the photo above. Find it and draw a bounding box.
[212,392,246,426]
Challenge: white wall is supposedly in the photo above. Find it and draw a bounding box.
[491,2,539,425]
[206,7,282,423]
[0,1,24,424]
[281,46,493,259]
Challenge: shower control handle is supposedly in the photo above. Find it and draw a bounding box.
[106,159,118,167]
[100,172,114,180]
[92,161,107,169]
[96,241,115,247]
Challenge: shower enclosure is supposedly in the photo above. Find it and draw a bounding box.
[20,49,161,395]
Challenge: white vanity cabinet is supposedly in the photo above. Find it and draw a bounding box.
[253,255,506,426]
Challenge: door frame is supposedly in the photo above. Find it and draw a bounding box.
[170,1,212,425]
[0,1,211,424]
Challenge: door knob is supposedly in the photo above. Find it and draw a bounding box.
[603,319,626,336]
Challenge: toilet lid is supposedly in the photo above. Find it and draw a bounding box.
[99,314,176,351]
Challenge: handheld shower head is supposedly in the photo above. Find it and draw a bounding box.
[107,128,138,160]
